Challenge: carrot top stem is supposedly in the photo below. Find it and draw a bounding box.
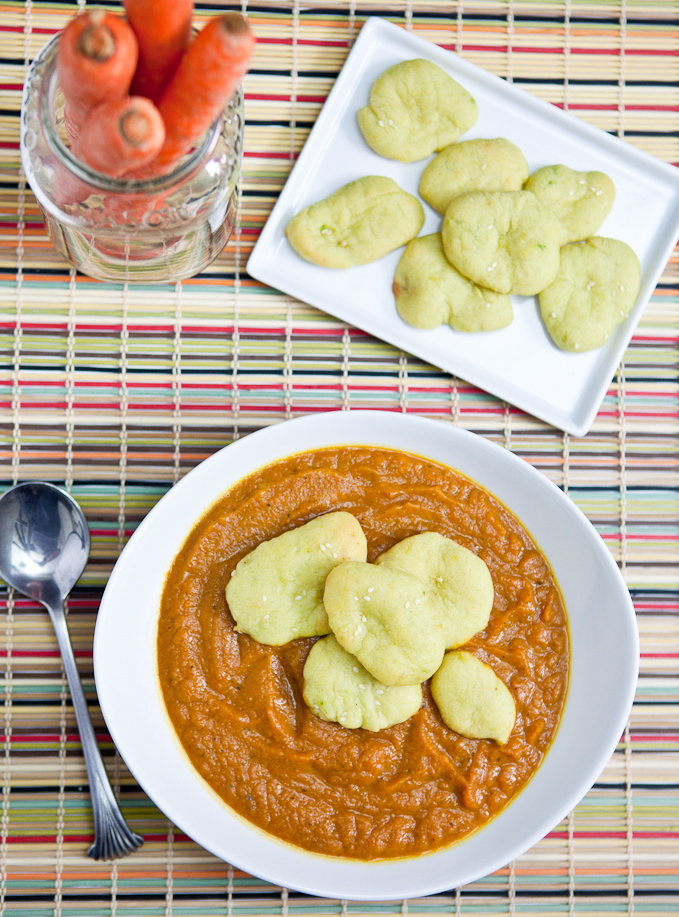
[219,13,250,38]
[77,23,116,62]
[57,10,138,139]
[70,96,166,178]
[120,109,153,145]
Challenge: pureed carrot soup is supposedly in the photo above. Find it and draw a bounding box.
[157,446,569,860]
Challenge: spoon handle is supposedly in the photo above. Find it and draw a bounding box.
[46,597,144,860]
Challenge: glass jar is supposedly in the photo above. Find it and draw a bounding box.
[20,33,244,283]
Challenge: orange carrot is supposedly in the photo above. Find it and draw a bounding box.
[152,12,255,173]
[51,96,165,207]
[123,0,194,103]
[57,9,138,140]
[70,96,166,177]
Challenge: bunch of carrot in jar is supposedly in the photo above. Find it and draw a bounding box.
[59,0,255,179]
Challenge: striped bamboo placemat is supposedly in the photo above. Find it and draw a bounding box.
[1,1,678,914]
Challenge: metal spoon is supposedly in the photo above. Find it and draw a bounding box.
[0,481,143,860]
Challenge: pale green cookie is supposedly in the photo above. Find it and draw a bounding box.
[226,512,367,645]
[303,635,422,731]
[524,164,615,244]
[393,234,513,332]
[285,176,424,269]
[431,650,516,744]
[324,561,445,687]
[442,190,562,295]
[538,236,641,352]
[357,58,478,163]
[375,532,494,649]
[420,138,529,214]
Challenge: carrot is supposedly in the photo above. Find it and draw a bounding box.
[71,96,166,177]
[123,0,194,104]
[51,96,165,208]
[57,9,138,140]
[151,12,255,173]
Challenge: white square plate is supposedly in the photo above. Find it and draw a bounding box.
[247,16,679,436]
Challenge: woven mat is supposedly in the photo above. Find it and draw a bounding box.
[1,1,678,914]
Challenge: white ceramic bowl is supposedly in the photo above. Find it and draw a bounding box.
[94,411,638,900]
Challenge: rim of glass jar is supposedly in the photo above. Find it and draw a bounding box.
[37,32,234,195]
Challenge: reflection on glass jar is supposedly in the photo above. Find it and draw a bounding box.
[20,33,244,283]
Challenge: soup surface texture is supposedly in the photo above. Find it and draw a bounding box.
[158,446,568,859]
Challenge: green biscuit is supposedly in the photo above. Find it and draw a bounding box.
[538,236,641,352]
[324,561,445,687]
[285,176,425,268]
[442,190,562,296]
[431,650,516,745]
[524,164,616,244]
[303,635,422,732]
[420,138,529,214]
[226,511,367,645]
[393,233,513,332]
[357,58,478,163]
[375,531,494,648]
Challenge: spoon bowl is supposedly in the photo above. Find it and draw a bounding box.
[0,481,143,860]
[0,481,89,604]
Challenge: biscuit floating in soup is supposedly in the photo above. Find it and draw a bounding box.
[375,531,494,649]
[158,446,569,860]
[303,635,423,732]
[226,510,367,645]
[324,560,446,686]
[432,649,517,745]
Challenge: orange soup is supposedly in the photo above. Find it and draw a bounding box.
[157,446,568,859]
